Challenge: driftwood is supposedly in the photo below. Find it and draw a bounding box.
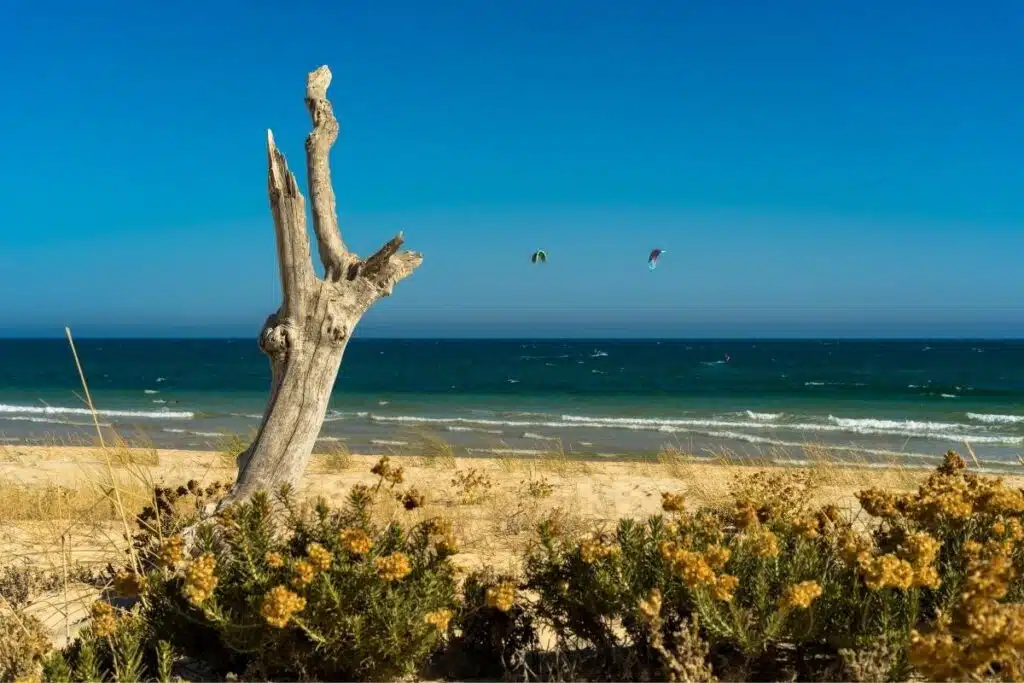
[221,65,421,506]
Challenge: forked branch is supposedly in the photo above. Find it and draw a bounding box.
[305,65,348,280]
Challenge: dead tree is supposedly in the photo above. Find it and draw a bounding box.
[224,65,421,506]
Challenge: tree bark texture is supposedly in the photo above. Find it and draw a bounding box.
[225,65,421,505]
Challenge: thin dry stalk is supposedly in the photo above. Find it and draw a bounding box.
[63,328,144,583]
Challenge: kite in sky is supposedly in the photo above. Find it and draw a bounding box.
[531,250,548,264]
[648,248,664,270]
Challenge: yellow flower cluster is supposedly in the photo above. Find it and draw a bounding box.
[158,536,185,567]
[778,581,823,610]
[862,451,1024,535]
[858,554,915,591]
[858,451,1024,530]
[856,488,904,519]
[306,542,333,572]
[339,527,373,555]
[857,547,942,591]
[424,609,453,632]
[911,476,974,522]
[182,553,219,605]
[113,569,147,598]
[970,477,1024,516]
[260,585,307,629]
[909,553,1024,680]
[733,502,760,530]
[729,469,816,524]
[426,517,459,555]
[703,544,730,569]
[661,492,686,513]
[485,581,516,612]
[292,559,317,587]
[265,551,284,568]
[580,538,621,564]
[837,529,874,566]
[897,531,941,566]
[658,540,738,601]
[711,574,739,602]
[90,601,118,638]
[792,515,820,540]
[374,552,412,582]
[637,588,663,625]
[750,530,780,559]
[991,517,1024,545]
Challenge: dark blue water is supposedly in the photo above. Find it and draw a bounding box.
[1,339,1022,468]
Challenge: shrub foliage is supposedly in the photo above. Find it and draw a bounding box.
[25,451,1024,681]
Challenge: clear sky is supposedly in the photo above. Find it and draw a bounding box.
[1,0,1022,338]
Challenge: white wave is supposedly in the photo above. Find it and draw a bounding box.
[374,412,1023,446]
[941,394,957,399]
[522,432,560,442]
[967,412,1024,425]
[0,415,112,427]
[0,403,193,420]
[827,416,963,433]
[229,413,264,420]
[745,411,782,421]
[467,448,547,455]
[152,400,167,405]
[163,428,225,437]
[156,377,165,383]
[695,432,948,461]
[591,350,609,358]
[370,439,408,447]
[144,389,159,395]
[316,436,346,442]
[507,379,520,384]
[445,426,503,434]
[323,410,368,422]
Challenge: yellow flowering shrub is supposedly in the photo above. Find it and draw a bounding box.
[113,481,458,682]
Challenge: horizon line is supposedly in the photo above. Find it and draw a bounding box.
[2,335,1023,342]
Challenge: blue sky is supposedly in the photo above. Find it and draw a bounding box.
[1,0,1021,338]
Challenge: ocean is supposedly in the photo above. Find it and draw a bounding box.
[1,339,1022,472]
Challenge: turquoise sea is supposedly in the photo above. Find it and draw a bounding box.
[1,339,1022,471]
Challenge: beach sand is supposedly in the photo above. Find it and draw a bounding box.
[2,442,1020,649]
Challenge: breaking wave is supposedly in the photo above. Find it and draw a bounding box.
[0,403,193,420]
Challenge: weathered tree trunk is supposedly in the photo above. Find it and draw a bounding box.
[223,65,421,506]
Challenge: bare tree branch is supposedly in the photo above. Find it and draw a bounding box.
[267,129,313,317]
[305,65,347,280]
[372,250,423,297]
[347,231,405,280]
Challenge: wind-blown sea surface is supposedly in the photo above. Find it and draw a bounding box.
[1,339,1022,472]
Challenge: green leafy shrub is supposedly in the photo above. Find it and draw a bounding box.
[523,454,1024,681]
[41,604,177,683]
[442,569,538,680]
[132,483,459,681]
